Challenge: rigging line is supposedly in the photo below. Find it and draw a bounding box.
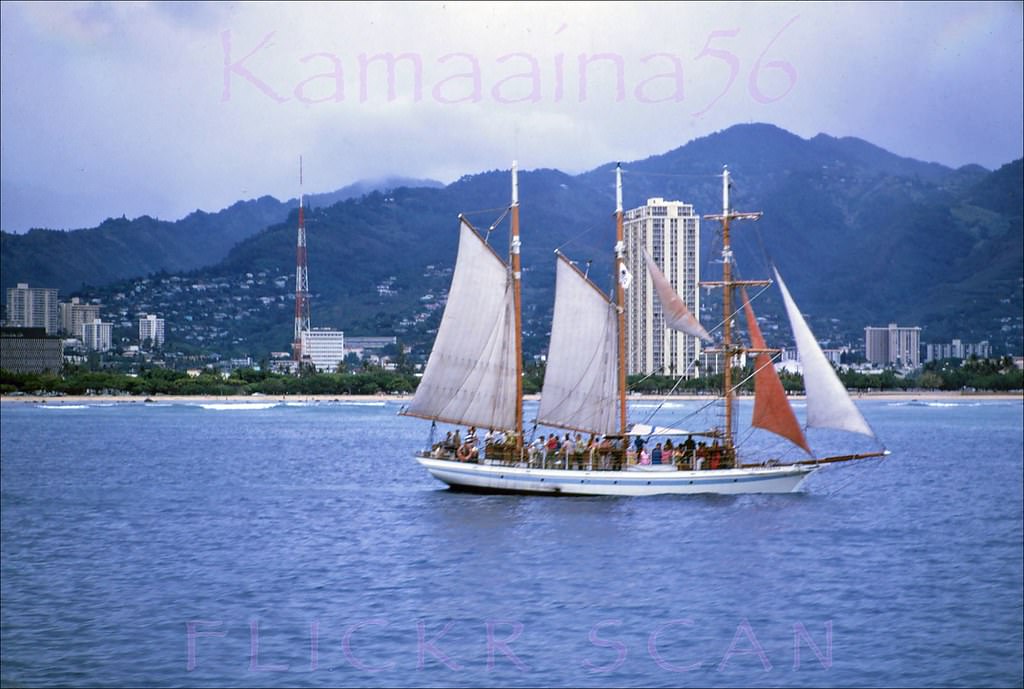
[621,169,722,179]
[639,356,701,427]
[659,394,724,435]
[631,364,669,388]
[485,207,512,241]
[749,218,777,280]
[553,221,606,255]
[732,348,783,391]
[655,359,771,440]
[461,205,512,217]
[824,452,887,497]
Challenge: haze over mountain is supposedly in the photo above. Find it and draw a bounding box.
[2,124,1021,358]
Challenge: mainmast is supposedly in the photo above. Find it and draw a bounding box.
[703,166,766,450]
[615,164,628,436]
[511,161,524,456]
[292,156,311,362]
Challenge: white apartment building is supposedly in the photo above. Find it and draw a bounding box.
[624,197,702,377]
[865,323,921,368]
[6,283,60,334]
[300,328,346,372]
[925,339,992,362]
[138,313,166,348]
[82,318,113,352]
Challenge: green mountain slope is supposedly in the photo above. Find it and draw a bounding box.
[4,124,1020,359]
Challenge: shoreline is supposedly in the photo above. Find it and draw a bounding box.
[2,390,1021,405]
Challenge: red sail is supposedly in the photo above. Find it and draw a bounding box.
[741,289,812,456]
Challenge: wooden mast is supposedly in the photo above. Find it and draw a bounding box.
[615,164,628,436]
[703,166,764,454]
[511,161,524,457]
[721,171,735,446]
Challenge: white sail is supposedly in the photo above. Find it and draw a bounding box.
[773,267,875,438]
[404,219,518,431]
[643,249,712,342]
[537,254,620,436]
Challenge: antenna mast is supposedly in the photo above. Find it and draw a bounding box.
[292,156,311,362]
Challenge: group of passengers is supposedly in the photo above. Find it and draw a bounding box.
[429,428,731,470]
[528,433,625,470]
[430,428,623,468]
[632,435,733,470]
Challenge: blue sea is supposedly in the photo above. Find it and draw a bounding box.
[1,397,1022,688]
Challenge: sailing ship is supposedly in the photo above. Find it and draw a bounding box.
[401,162,888,495]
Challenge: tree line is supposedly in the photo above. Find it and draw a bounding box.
[624,357,1023,394]
[0,366,417,397]
[1,356,1020,397]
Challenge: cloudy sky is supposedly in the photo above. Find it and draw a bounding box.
[1,1,1021,232]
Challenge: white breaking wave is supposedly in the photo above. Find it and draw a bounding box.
[197,403,281,411]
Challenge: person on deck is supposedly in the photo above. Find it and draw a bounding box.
[561,433,575,469]
[529,436,544,465]
[683,435,697,465]
[695,441,707,471]
[652,442,663,465]
[545,434,560,467]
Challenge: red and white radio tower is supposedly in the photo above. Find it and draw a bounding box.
[292,156,311,361]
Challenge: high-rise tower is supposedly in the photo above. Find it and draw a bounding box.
[292,157,311,361]
[624,197,702,377]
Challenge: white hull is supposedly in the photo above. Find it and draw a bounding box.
[415,456,818,496]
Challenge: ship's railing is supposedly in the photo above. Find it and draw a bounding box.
[419,443,737,472]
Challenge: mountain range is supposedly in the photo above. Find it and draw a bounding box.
[2,123,1021,359]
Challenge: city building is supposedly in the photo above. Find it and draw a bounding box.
[6,283,59,334]
[300,328,346,372]
[623,197,702,377]
[60,298,101,338]
[925,339,992,362]
[82,319,113,352]
[138,313,166,348]
[0,327,63,373]
[864,323,921,368]
[344,336,398,359]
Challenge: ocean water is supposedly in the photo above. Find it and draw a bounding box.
[1,398,1022,688]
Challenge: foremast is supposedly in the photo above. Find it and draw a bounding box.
[511,161,525,457]
[702,166,768,455]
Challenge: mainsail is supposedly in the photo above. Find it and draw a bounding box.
[741,288,812,455]
[773,267,875,438]
[537,253,620,436]
[643,249,712,342]
[403,218,518,431]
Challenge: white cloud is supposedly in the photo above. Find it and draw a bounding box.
[1,1,1021,232]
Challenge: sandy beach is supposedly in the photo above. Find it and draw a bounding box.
[2,390,1020,405]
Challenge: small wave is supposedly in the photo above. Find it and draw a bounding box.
[36,404,88,410]
[197,402,281,411]
[888,400,982,408]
